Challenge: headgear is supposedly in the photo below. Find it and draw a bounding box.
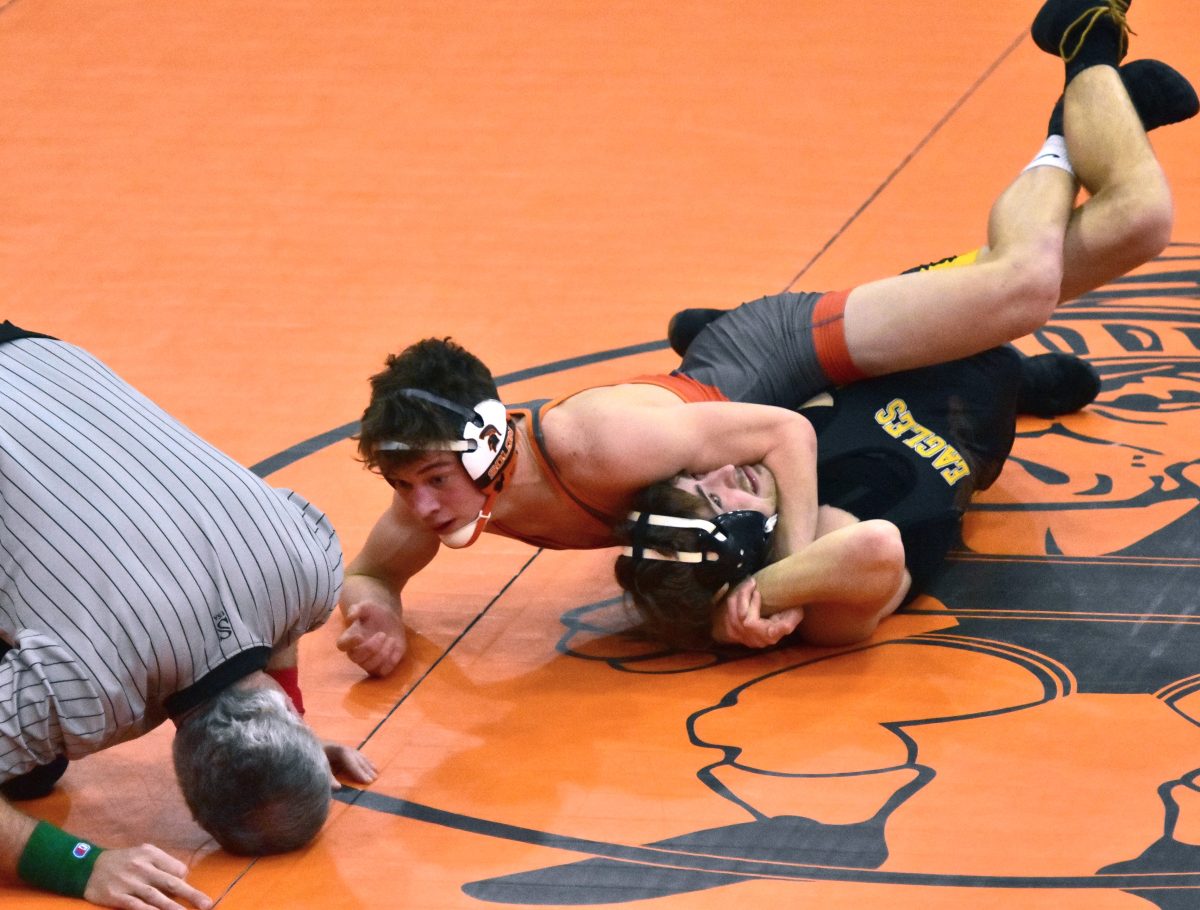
[621,509,777,587]
[375,388,517,548]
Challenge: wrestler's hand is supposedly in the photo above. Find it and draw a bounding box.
[324,741,378,790]
[336,600,407,676]
[85,845,212,910]
[711,579,803,649]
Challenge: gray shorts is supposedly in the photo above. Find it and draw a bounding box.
[676,291,830,409]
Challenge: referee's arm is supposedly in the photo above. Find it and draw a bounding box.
[0,797,36,881]
[1,794,213,908]
[264,643,380,788]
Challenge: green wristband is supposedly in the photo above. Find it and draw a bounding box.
[16,820,104,898]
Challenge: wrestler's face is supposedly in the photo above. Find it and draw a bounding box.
[673,464,777,517]
[384,453,485,536]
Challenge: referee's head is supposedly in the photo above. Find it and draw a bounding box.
[172,682,330,854]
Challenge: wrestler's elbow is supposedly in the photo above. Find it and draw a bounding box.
[769,409,817,459]
[848,520,907,602]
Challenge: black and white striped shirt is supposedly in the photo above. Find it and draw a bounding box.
[0,335,342,781]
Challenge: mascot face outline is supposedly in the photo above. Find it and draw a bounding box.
[970,252,1200,556]
[483,424,502,453]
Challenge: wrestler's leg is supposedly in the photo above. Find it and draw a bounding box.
[1056,64,1173,302]
[1032,0,1173,270]
[842,2,1172,377]
[841,161,1074,376]
[672,86,1181,399]
[843,78,1169,374]
[906,60,1183,304]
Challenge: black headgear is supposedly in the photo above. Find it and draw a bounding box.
[622,509,777,587]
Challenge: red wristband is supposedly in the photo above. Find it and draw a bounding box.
[265,666,305,715]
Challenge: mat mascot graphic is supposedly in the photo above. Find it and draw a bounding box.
[466,246,1200,907]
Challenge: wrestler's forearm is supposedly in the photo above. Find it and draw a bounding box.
[753,520,910,647]
[341,503,440,614]
[339,571,402,620]
[752,520,907,615]
[336,568,411,676]
[757,417,819,559]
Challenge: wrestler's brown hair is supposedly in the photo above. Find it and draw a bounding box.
[356,337,500,474]
[613,481,727,650]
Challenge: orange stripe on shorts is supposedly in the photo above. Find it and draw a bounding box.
[813,289,867,384]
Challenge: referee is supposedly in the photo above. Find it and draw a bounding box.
[0,322,376,909]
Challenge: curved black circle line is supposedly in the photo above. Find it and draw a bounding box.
[332,786,1200,892]
[249,339,668,478]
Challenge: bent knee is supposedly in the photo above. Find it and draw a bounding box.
[992,254,1063,337]
[1097,171,1174,263]
[1116,193,1173,263]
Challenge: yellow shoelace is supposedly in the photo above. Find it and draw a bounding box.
[1058,0,1134,63]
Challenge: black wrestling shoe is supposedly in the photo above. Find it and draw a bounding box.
[0,754,70,801]
[1016,353,1102,417]
[1031,0,1131,63]
[666,308,726,357]
[1048,58,1200,135]
[1120,58,1200,130]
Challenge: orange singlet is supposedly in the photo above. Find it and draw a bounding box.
[486,374,727,549]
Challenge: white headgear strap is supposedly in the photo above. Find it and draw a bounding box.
[375,390,513,488]
[620,512,725,562]
[621,511,778,577]
[376,389,517,548]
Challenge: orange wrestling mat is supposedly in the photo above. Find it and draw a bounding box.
[2,1,1198,907]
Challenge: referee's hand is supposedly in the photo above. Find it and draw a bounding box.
[85,844,211,910]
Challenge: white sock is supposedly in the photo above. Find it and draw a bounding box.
[1022,135,1074,176]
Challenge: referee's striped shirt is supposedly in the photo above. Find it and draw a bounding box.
[0,334,342,782]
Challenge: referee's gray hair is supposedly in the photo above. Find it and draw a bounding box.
[172,685,330,855]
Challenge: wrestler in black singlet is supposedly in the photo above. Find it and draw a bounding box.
[802,346,1021,595]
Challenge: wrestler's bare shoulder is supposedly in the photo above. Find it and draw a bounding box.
[544,382,684,435]
[538,383,681,458]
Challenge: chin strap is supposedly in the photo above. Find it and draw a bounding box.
[439,442,519,549]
